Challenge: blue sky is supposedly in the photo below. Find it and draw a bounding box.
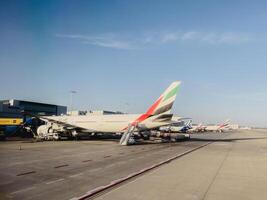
[1,0,267,127]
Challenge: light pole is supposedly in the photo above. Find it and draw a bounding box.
[70,90,77,115]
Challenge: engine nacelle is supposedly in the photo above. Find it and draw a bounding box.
[37,124,59,140]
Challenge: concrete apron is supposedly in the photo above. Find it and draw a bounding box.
[95,131,267,200]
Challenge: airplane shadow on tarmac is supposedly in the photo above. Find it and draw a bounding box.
[190,137,267,142]
[16,136,267,145]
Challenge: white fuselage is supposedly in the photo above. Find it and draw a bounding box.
[45,114,170,133]
[159,125,184,132]
[189,125,206,132]
[205,125,227,132]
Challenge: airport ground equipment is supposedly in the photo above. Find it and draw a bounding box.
[0,118,23,125]
[119,124,137,145]
[0,118,24,139]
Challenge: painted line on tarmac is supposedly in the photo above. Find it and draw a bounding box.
[69,173,84,178]
[54,164,69,168]
[103,155,111,158]
[10,186,36,195]
[46,178,65,185]
[71,142,212,200]
[82,159,92,163]
[16,171,36,176]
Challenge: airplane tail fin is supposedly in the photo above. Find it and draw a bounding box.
[185,120,192,127]
[219,119,230,128]
[185,120,192,129]
[145,81,181,116]
[131,81,181,126]
[224,119,230,125]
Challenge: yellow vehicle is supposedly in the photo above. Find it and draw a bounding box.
[0,118,24,140]
[0,118,23,126]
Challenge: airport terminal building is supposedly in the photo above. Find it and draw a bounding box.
[0,99,67,138]
[0,99,67,118]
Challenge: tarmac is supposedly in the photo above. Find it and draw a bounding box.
[94,129,267,200]
[0,130,266,200]
[0,134,212,200]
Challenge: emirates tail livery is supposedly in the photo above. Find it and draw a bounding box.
[189,123,206,132]
[205,119,230,132]
[36,81,181,141]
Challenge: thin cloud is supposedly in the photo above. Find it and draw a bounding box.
[161,32,181,43]
[181,31,198,41]
[200,32,250,44]
[56,31,253,50]
[160,31,251,44]
[55,34,134,49]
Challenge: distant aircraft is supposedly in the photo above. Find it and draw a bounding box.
[188,123,206,133]
[205,119,230,132]
[159,119,192,133]
[32,81,181,144]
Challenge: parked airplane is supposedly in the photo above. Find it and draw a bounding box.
[32,81,181,144]
[188,123,206,133]
[205,119,230,132]
[159,119,192,133]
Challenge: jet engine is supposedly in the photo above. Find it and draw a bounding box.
[36,124,59,140]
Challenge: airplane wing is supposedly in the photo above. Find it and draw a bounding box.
[169,117,192,125]
[152,114,190,123]
[38,116,80,130]
[21,112,95,132]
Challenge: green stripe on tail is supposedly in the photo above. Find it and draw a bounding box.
[163,85,179,102]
